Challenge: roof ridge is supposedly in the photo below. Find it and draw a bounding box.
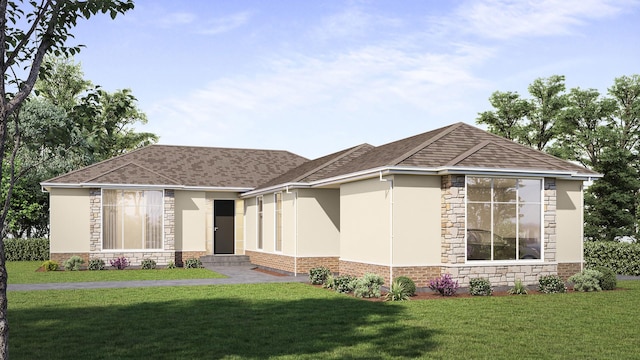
[293,144,372,183]
[446,140,491,166]
[83,161,181,185]
[389,122,464,165]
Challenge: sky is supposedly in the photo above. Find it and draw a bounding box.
[70,0,640,159]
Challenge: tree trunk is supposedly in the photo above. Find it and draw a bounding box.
[0,240,8,359]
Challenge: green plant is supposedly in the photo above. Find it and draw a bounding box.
[394,276,416,296]
[584,241,640,276]
[141,258,157,270]
[593,266,617,290]
[385,280,410,301]
[323,274,335,289]
[41,260,59,272]
[538,275,567,294]
[166,261,176,269]
[309,266,331,285]
[184,258,203,269]
[508,279,528,295]
[569,269,602,292]
[63,256,84,271]
[88,258,105,271]
[469,278,492,296]
[354,273,384,298]
[4,238,49,261]
[429,273,459,296]
[333,275,357,294]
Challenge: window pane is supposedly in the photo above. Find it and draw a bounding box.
[467,203,491,261]
[519,204,541,259]
[467,177,491,202]
[493,178,517,203]
[145,191,163,249]
[102,190,163,250]
[493,203,516,260]
[518,179,542,203]
[103,190,120,249]
[123,191,143,249]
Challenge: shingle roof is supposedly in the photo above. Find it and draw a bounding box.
[43,145,308,188]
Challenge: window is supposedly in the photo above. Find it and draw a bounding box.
[103,189,163,250]
[257,196,263,249]
[466,177,542,261]
[275,193,282,252]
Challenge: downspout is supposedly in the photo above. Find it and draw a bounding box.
[380,171,394,284]
[580,183,585,271]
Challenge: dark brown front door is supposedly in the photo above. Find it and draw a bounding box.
[214,200,235,254]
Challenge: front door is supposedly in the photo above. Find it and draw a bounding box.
[214,200,235,254]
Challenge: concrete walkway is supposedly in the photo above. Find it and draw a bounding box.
[7,266,308,291]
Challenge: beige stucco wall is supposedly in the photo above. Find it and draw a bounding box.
[556,179,584,262]
[244,197,257,251]
[175,191,207,252]
[296,188,340,257]
[392,175,441,265]
[340,177,391,265]
[49,188,91,252]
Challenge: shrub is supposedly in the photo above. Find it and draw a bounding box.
[469,278,492,296]
[166,261,176,269]
[4,238,49,261]
[584,241,640,276]
[110,257,129,270]
[41,260,59,272]
[323,274,335,289]
[184,258,203,269]
[394,276,416,296]
[63,256,84,271]
[593,266,617,290]
[508,279,528,295]
[309,266,331,285]
[385,280,410,302]
[88,258,105,271]
[569,269,603,292]
[538,275,567,294]
[141,258,157,270]
[429,273,459,296]
[354,273,384,298]
[333,275,357,294]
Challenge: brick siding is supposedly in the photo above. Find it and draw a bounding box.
[557,262,582,280]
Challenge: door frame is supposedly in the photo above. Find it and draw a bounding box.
[213,199,236,254]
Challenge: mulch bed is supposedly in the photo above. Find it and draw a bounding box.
[252,267,288,276]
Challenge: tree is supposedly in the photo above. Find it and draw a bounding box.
[476,91,531,143]
[0,1,135,357]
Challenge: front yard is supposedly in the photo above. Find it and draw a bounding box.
[7,278,640,359]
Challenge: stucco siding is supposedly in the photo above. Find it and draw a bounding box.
[340,177,391,265]
[175,191,207,252]
[244,197,257,251]
[49,188,91,252]
[556,180,583,263]
[297,189,340,257]
[392,175,441,265]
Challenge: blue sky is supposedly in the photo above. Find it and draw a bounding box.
[71,0,640,159]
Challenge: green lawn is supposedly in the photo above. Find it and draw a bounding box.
[7,261,226,284]
[7,281,640,359]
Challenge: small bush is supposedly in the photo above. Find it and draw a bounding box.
[593,266,617,290]
[538,275,567,294]
[41,260,59,272]
[184,258,203,269]
[110,257,129,270]
[508,279,528,295]
[333,275,357,294]
[323,274,335,289]
[141,258,157,270]
[309,267,331,285]
[429,273,459,296]
[469,278,492,296]
[569,269,602,292]
[88,258,105,271]
[385,280,410,302]
[63,256,84,271]
[166,261,176,269]
[394,276,416,296]
[354,273,384,298]
[4,238,49,261]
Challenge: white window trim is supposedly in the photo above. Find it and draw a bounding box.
[256,196,264,250]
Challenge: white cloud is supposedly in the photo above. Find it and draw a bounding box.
[156,12,196,27]
[198,11,252,35]
[312,6,402,41]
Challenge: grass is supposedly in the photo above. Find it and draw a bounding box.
[7,280,640,359]
[7,261,226,284]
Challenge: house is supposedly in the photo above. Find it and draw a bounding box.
[42,122,600,287]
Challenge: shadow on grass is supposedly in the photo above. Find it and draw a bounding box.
[10,295,437,359]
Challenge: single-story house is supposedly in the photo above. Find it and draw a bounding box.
[42,122,601,287]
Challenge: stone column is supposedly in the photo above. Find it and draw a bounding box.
[441,175,466,265]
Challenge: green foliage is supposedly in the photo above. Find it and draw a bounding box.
[63,256,84,271]
[429,273,459,296]
[469,278,493,296]
[393,276,416,296]
[309,266,331,285]
[333,275,357,294]
[184,258,203,269]
[353,273,384,298]
[166,261,176,269]
[41,260,59,272]
[584,241,640,275]
[593,266,617,290]
[88,258,105,271]
[385,280,410,301]
[3,238,49,261]
[569,269,603,292]
[508,279,528,295]
[323,274,335,289]
[140,258,157,270]
[538,275,567,294]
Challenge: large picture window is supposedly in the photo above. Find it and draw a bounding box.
[103,190,163,250]
[466,177,542,261]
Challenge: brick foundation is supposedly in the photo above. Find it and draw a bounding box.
[339,260,392,284]
[557,262,582,280]
[392,266,442,288]
[246,251,296,273]
[296,257,340,274]
[175,251,208,267]
[50,253,90,265]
